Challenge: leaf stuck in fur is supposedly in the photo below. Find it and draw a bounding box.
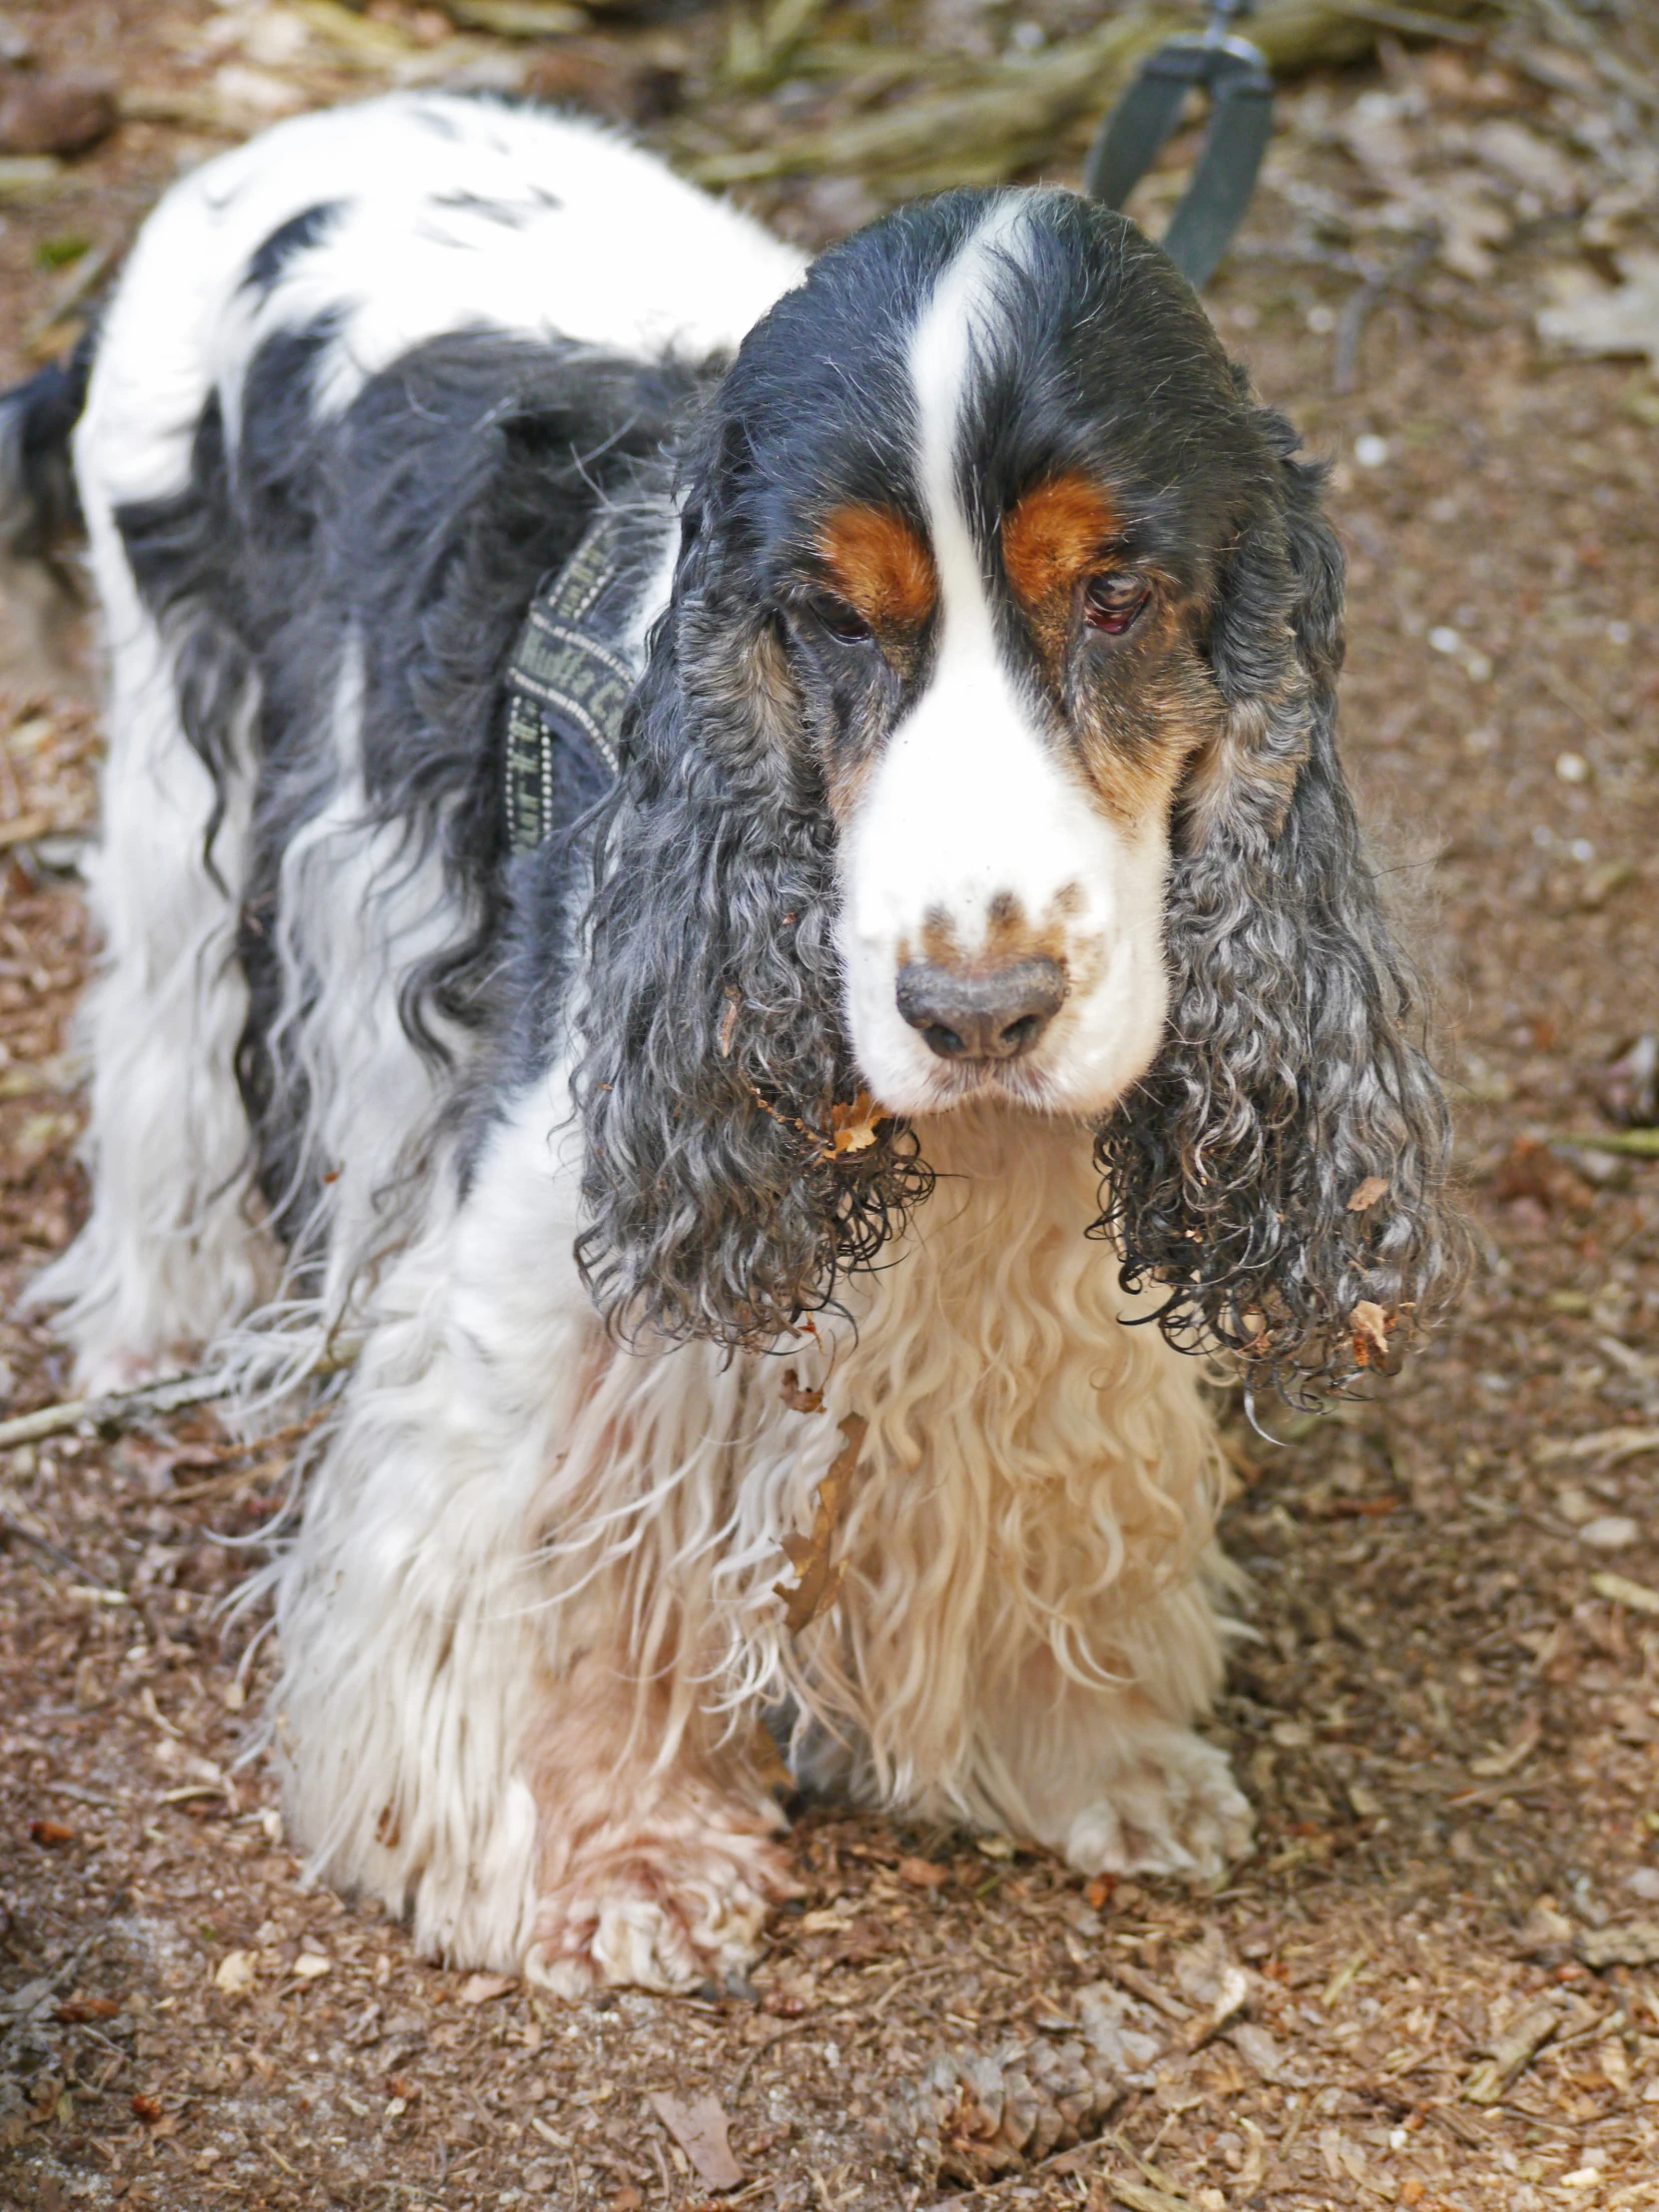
[830,1090,885,1155]
[1346,1175,1389,1212]
[1350,1301,1392,1368]
[781,1369,824,1415]
[776,1412,866,1634]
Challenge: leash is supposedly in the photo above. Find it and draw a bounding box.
[1083,0,1275,291]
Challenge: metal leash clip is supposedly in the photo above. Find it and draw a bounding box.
[1083,0,1275,291]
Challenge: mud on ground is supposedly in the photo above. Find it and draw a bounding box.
[2,3,1659,2207]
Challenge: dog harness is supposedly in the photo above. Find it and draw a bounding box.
[501,506,632,858]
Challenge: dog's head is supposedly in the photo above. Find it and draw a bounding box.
[576,191,1460,1387]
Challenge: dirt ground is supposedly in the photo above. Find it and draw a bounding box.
[3,2,1659,2207]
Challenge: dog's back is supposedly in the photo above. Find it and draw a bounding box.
[16,93,803,1382]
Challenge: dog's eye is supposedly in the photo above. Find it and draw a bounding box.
[1082,572,1150,637]
[801,592,873,648]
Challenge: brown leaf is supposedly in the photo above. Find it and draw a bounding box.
[54,1995,122,2022]
[898,1856,947,1889]
[28,1818,76,1847]
[131,2093,164,2123]
[775,1413,866,1634]
[1347,1175,1389,1212]
[717,991,740,1059]
[830,1090,885,1156]
[648,2091,744,2192]
[780,1369,824,1415]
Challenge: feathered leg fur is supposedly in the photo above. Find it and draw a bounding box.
[271,1087,1246,1990]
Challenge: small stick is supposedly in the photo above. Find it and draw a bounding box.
[0,1510,120,1593]
[0,1370,229,1451]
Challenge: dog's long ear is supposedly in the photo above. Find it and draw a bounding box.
[571,477,930,1351]
[1096,410,1464,1400]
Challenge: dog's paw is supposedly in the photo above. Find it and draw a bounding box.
[1063,1732,1253,1883]
[524,1833,799,1998]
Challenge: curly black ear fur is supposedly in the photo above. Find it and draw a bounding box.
[1095,411,1464,1401]
[572,478,932,1351]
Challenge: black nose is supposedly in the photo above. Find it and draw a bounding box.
[894,958,1068,1063]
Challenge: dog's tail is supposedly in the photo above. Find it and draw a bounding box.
[0,328,94,562]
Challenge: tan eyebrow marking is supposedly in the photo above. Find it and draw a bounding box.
[817,504,938,634]
[1001,473,1120,608]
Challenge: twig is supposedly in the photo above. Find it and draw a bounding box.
[1334,234,1438,394]
[1320,0,1488,41]
[0,1369,230,1451]
[0,1932,102,2059]
[730,2016,818,2098]
[0,1511,121,1594]
[1558,1128,1659,1158]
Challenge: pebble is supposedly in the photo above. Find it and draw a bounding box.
[1579,1515,1640,1550]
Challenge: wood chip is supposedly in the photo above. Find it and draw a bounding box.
[214,1950,258,1996]
[648,2091,743,2192]
[1468,1709,1541,1779]
[1575,1922,1659,1970]
[1463,1999,1562,2103]
[457,1971,515,2004]
[1590,1570,1659,1616]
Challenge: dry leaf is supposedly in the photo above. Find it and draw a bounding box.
[781,1368,824,1415]
[648,2091,743,2192]
[1350,1300,1392,1368]
[717,991,740,1059]
[458,1971,515,2004]
[1538,250,1659,372]
[214,1949,259,1996]
[1346,1176,1388,1212]
[830,1090,885,1156]
[290,1952,331,1980]
[898,1856,947,1889]
[776,1413,866,1634]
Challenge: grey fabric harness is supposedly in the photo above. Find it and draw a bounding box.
[502,506,633,858]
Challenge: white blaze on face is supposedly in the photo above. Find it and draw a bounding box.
[837,201,1172,1120]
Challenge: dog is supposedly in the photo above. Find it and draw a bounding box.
[3,91,1458,1994]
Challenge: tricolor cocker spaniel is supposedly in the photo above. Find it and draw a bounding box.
[10,93,1458,1994]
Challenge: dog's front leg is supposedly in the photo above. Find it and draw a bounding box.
[523,1654,797,1997]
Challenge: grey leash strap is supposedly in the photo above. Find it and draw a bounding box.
[1084,0,1275,292]
[503,508,633,858]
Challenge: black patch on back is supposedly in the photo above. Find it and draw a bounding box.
[242,203,343,301]
[114,313,715,1242]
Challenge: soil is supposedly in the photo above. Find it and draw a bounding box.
[2,4,1659,2209]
